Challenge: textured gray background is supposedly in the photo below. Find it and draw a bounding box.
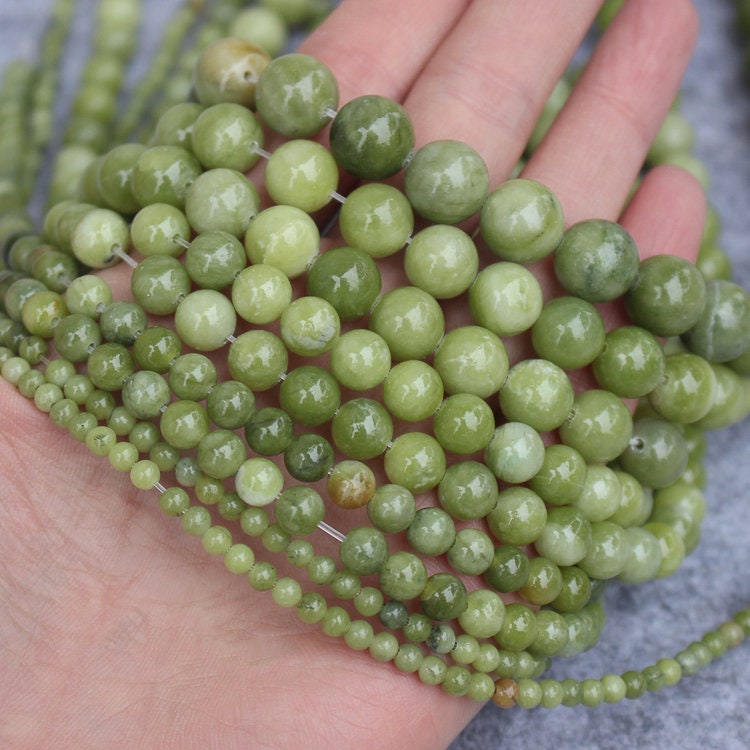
[1,2,748,749]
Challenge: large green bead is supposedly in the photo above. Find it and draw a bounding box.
[382,360,444,422]
[275,486,325,535]
[534,506,592,567]
[228,330,288,390]
[232,263,293,325]
[131,255,192,315]
[53,313,101,362]
[407,507,456,556]
[244,407,294,455]
[197,430,247,479]
[132,326,182,372]
[433,393,495,454]
[379,551,427,601]
[648,352,716,423]
[331,397,393,460]
[185,231,247,290]
[190,103,264,172]
[168,353,217,401]
[185,169,260,238]
[384,432,446,493]
[528,444,588,506]
[160,400,210,450]
[175,290,237,351]
[438,460,499,521]
[97,143,146,215]
[618,418,689,489]
[131,145,202,209]
[121,370,170,419]
[578,521,630,580]
[487,487,547,546]
[367,484,416,533]
[86,343,135,391]
[279,296,340,356]
[130,203,190,257]
[340,527,389,576]
[278,365,341,426]
[484,422,545,484]
[329,329,391,390]
[284,434,334,482]
[447,528,495,576]
[420,573,468,621]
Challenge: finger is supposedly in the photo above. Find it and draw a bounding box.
[523,0,699,223]
[401,0,604,184]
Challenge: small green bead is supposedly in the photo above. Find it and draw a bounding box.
[354,587,384,618]
[344,620,374,651]
[240,506,271,537]
[529,444,587,506]
[278,365,340,426]
[197,429,247,479]
[202,526,233,556]
[579,521,630,580]
[150,442,180,472]
[418,655,448,686]
[232,263,293,325]
[44,359,76,388]
[17,369,46,398]
[384,432,446,493]
[329,329,391,390]
[33,382,63,412]
[284,434,334,482]
[643,520,685,577]
[160,400,210,450]
[244,407,294,455]
[331,397,393,459]
[175,290,236,351]
[159,486,190,517]
[438,460,498,521]
[174,457,202,487]
[248,561,277,592]
[65,275,113,317]
[535,506,592,567]
[87,343,135,391]
[184,231,247,292]
[458,589,506,639]
[572,464,622,522]
[131,256,191,316]
[286,539,315,567]
[130,458,162,488]
[619,418,689,489]
[228,330,288,391]
[488,487,547,546]
[552,565,592,613]
[85,389,116,420]
[369,632,400,663]
[442,666,472,697]
[518,557,563,606]
[322,605,351,638]
[191,103,264,172]
[182,506,212,536]
[224,543,255,574]
[394,643,424,674]
[648,352,716,424]
[84,425,118,457]
[272,577,302,608]
[297,592,328,624]
[420,573,468,621]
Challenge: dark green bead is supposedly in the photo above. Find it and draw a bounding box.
[97,143,147,214]
[331,397,393,459]
[87,343,135,391]
[132,325,182,372]
[279,365,341,427]
[275,486,325,535]
[340,526,389,576]
[619,418,689,489]
[551,566,592,613]
[428,624,457,654]
[99,301,147,346]
[53,313,101,362]
[284,433,334,482]
[420,573,468,621]
[484,545,530,593]
[206,380,255,430]
[244,406,294,455]
[330,95,414,179]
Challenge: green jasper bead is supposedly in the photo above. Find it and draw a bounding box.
[152,102,204,150]
[488,487,547,546]
[130,203,191,258]
[458,589,506,639]
[175,456,202,487]
[559,389,633,464]
[433,393,495,454]
[306,246,381,322]
[592,325,665,398]
[427,624,456,655]
[279,365,341,426]
[484,422,545,484]
[30,250,79,294]
[531,296,606,369]
[229,330,288,391]
[106,439,137,471]
[160,400,210,450]
[240,505,271,537]
[121,370,170,419]
[552,566,593,613]
[696,243,733,283]
[99,301,147,346]
[224,543,255,575]
[379,601,410,630]
[578,520,630,580]
[130,460,161,491]
[331,397,393,459]
[132,326,182,372]
[446,528,495,575]
[338,183,414,258]
[499,358,573,433]
[625,254,707,337]
[609,470,652,527]
[235,457,284,507]
[52,313,101,362]
[46,359,76,388]
[70,412,100,443]
[129,423,160,454]
[21,289,67,338]
[484,545,529,594]
[232,263,293,325]
[345,619,374,651]
[404,225,478,299]
[384,432,446,494]
[367,484,416,533]
[616,526,663,584]
[175,290,236,351]
[51,396,79,427]
[407,507,456,556]
[244,407,294,455]
[65,275,113,318]
[131,146,203,209]
[85,389,116,420]
[340,527,389,576]
[696,363,748,430]
[572,464,622,522]
[285,434,334,483]
[382,360,444,422]
[275,486,325,535]
[648,352,716,423]
[197,429,247,479]
[328,460,378,509]
[369,632,399,663]
[403,613,433,643]
[419,655,448,686]
[682,279,750,362]
[618,418,689,489]
[15,367,44,398]
[518,556,563,606]
[379,551,427,601]
[528,610,569,658]
[354,587,385,618]
[244,205,320,279]
[4,278,47,322]
[434,325,508,398]
[329,329,391,390]
[497,603,537,652]
[419,573,468,624]
[279,296,340,356]
[286,539,315,567]
[469,262,543,338]
[185,169,260,238]
[97,143,147,215]
[650,480,706,552]
[370,286,445,360]
[480,178,564,263]
[535,506,592,567]
[248,561,278,592]
[297,592,327,624]
[553,219,639,302]
[182,506,212,536]
[159,486,190,517]
[265,139,339,213]
[528,444,587,506]
[404,139,489,224]
[87,343,135,391]
[185,231,246,291]
[34,382,64,412]
[255,53,338,138]
[229,7,289,58]
[330,95,415,180]
[438,460,499,521]
[190,103,264,172]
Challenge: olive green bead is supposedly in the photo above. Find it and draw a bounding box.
[33,382,63,412]
[648,352,716,423]
[65,275,113,317]
[21,290,67,338]
[206,380,255,430]
[248,561,278,592]
[279,365,341,426]
[484,545,530,594]
[152,102,204,150]
[616,526,663,584]
[70,208,130,269]
[97,143,146,215]
[244,407,294,455]
[121,370,170,419]
[45,359,76,388]
[433,393,495,455]
[330,95,414,180]
[518,556,563,606]
[379,601,410,630]
[85,389,116,420]
[642,520,686,577]
[52,313,101,362]
[49,398,79,428]
[130,460,161,491]
[572,464,622,522]
[185,169,260,238]
[132,326,182,372]
[87,343,135,391]
[534,506,592,567]
[4,278,47,322]
[354,587,384,618]
[407,507,456,556]
[578,521,630,580]
[285,434,334,482]
[529,444,587,506]
[384,432,446,493]
[488,487,547,546]
[107,440,138,470]
[446,528,495,575]
[619,418,689,489]
[297,592,327,624]
[340,527,389,576]
[17,369,45,399]
[279,296,340,356]
[275,486,325,535]
[150,442,180,472]
[329,329,391,390]
[330,571,361,600]
[130,203,191,258]
[232,263,293,324]
[418,656,448,686]
[345,620,374,651]
[131,146,202,209]
[160,400,210,450]
[551,565,592,613]
[175,290,236,351]
[331,397,393,459]
[458,589,506,639]
[229,7,288,57]
[382,360,444,421]
[438,460,499,521]
[379,551,427,601]
[99,301,147,346]
[484,422,545,484]
[367,484,416,533]
[30,249,79,294]
[197,430,247,479]
[228,330,288,390]
[191,103,264,172]
[420,573,468,621]
[650,480,706,553]
[369,632,399,663]
[159,486,190,517]
[696,363,748,430]
[235,456,284,507]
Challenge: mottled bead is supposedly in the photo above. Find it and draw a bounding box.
[534,506,592,566]
[53,313,101,362]
[648,352,716,424]
[160,400,210,450]
[379,552,427,601]
[382,360,444,422]
[331,397,393,459]
[433,393,495,454]
[367,484,416,533]
[191,103,264,172]
[518,556,563,606]
[279,365,341,426]
[121,370,170,419]
[185,169,260,238]
[340,527,388,576]
[578,521,630,580]
[131,146,202,209]
[235,457,284,506]
[447,528,495,575]
[327,460,377,509]
[407,507,456,556]
[275,486,325,535]
[484,422,545,484]
[244,407,294,455]
[228,330,287,390]
[132,326,182,372]
[285,434,334,482]
[131,255,191,315]
[86,343,135,391]
[487,487,547,546]
[329,329,391,390]
[129,203,191,258]
[175,290,236,351]
[232,263,293,324]
[420,573,468,621]
[384,432,446,493]
[279,296,340,356]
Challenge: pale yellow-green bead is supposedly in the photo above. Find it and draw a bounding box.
[174,289,237,351]
[235,457,284,506]
[224,543,256,574]
[85,425,118,457]
[109,441,138,471]
[130,459,161,490]
[1,356,31,385]
[70,207,130,268]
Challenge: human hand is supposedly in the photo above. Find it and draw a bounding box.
[0,1,704,748]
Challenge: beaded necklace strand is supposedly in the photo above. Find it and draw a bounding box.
[0,0,749,711]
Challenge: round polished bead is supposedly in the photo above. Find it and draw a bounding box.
[497,604,537,652]
[183,231,245,291]
[434,325,508,398]
[650,480,706,553]
[265,139,339,212]
[331,397,393,459]
[285,434,334,482]
[578,521,630,579]
[327,460,377,509]
[370,286,444,361]
[407,507,456,556]
[196,429,247,480]
[572,464,622,522]
[625,254,707,337]
[458,589,506,640]
[53,313,101,362]
[379,552,427,601]
[619,418,689,489]
[185,169,260,238]
[130,203,191,257]
[382,360,444,422]
[174,290,236,351]
[279,365,341,426]
[275,486,325,535]
[70,208,130,268]
[229,7,288,57]
[255,53,338,137]
[433,393,495,454]
[488,487,547,546]
[534,506,592,567]
[306,246,381,322]
[559,389,633,464]
[384,432,446,493]
[97,143,146,215]
[420,573,468,621]
[330,95,414,179]
[367,484,416,533]
[244,205,319,278]
[338,183,414,258]
[484,422,545,484]
[168,353,217,401]
[696,363,748,430]
[279,296,340,356]
[131,146,202,209]
[404,139,489,223]
[531,296,606,369]
[64,275,112,318]
[245,407,294,455]
[427,624,456,655]
[553,219,640,302]
[648,352,716,423]
[340,527,389,576]
[30,249,78,294]
[132,326,182,372]
[329,329,391,390]
[437,460,498,521]
[519,556,563,606]
[160,400,210,450]
[121,370,170,419]
[235,457,284,506]
[447,528,495,575]
[499,359,573,433]
[480,178,564,262]
[404,225,478,299]
[152,102,204,150]
[232,263,293,325]
[191,103,264,172]
[616,526,663,584]
[609,470,653,528]
[484,545,530,594]
[228,330,287,390]
[99,301,147,347]
[87,343,135,391]
[131,255,191,315]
